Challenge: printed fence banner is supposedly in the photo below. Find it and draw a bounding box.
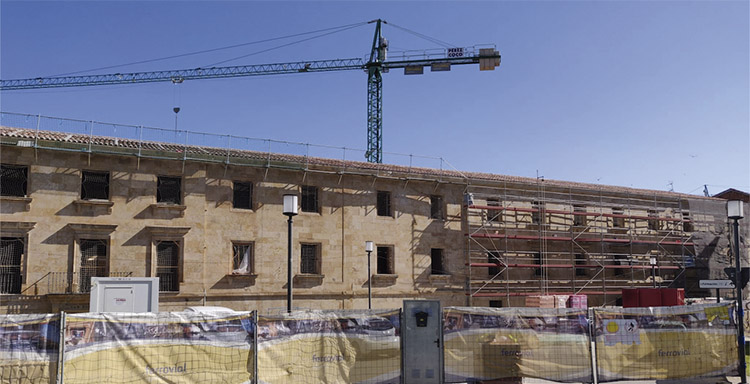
[257,309,400,384]
[0,314,60,384]
[443,307,592,383]
[62,311,255,384]
[594,302,737,382]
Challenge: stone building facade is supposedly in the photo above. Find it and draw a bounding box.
[0,124,746,314]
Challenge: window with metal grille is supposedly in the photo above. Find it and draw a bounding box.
[682,212,693,232]
[0,165,28,197]
[232,242,253,274]
[531,201,542,224]
[487,251,500,276]
[648,210,659,231]
[431,248,445,275]
[377,191,391,217]
[430,195,444,220]
[612,208,625,228]
[573,205,587,226]
[81,171,109,200]
[157,176,181,204]
[377,246,394,274]
[0,237,24,294]
[301,186,319,213]
[486,198,501,222]
[156,241,180,291]
[233,182,253,210]
[79,239,107,293]
[300,243,319,274]
[575,254,587,276]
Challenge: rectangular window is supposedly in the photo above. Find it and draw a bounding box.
[614,254,628,276]
[575,254,586,276]
[612,208,625,228]
[486,198,500,222]
[301,186,319,213]
[534,253,542,276]
[648,210,659,231]
[377,191,391,217]
[232,242,254,274]
[573,205,587,226]
[300,243,320,274]
[81,171,110,200]
[157,176,182,205]
[377,246,394,274]
[0,165,28,197]
[430,195,444,220]
[531,201,542,224]
[156,241,180,292]
[489,300,503,308]
[682,212,693,232]
[487,251,500,277]
[430,248,445,275]
[79,239,107,293]
[0,237,24,294]
[233,182,253,210]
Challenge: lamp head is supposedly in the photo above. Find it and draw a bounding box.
[283,194,298,216]
[728,200,744,220]
[365,241,374,252]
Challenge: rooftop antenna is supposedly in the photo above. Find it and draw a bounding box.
[703,184,710,197]
[667,181,674,192]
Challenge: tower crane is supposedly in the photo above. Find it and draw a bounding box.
[0,19,500,163]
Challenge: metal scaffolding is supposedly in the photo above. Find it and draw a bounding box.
[463,182,696,306]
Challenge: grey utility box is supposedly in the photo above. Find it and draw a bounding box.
[89,277,159,313]
[402,300,443,384]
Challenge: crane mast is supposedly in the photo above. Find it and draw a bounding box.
[0,19,500,163]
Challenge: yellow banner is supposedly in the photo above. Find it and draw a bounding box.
[62,312,254,384]
[257,310,400,384]
[594,303,737,381]
[443,307,592,383]
[0,314,60,384]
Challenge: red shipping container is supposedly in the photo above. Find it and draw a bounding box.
[622,289,640,308]
[660,288,685,306]
[638,288,663,307]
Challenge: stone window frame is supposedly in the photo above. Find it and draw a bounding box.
[0,221,35,294]
[69,223,117,294]
[0,164,29,198]
[299,243,321,275]
[231,241,255,275]
[430,195,445,220]
[80,170,110,201]
[156,175,182,205]
[301,186,320,214]
[232,181,253,210]
[430,248,446,275]
[376,190,392,217]
[146,226,190,293]
[376,245,395,275]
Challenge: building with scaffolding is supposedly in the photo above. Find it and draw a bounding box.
[0,113,746,313]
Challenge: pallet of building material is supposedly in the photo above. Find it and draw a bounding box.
[567,294,588,309]
[554,295,570,308]
[525,295,555,308]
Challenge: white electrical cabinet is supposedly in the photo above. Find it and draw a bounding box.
[89,277,159,313]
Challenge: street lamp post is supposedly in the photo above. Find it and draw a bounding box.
[650,256,657,288]
[366,241,374,309]
[729,200,746,384]
[283,194,298,313]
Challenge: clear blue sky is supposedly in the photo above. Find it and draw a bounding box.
[1,1,748,195]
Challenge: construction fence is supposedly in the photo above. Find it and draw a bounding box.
[0,303,739,384]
